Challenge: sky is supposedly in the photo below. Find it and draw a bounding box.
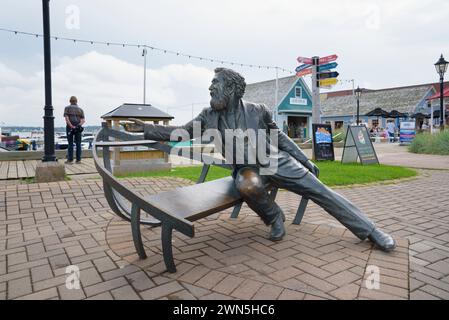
[0,0,448,126]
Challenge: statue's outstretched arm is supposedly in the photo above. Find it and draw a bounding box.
[130,109,206,142]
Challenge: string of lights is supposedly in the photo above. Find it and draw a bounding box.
[0,27,294,74]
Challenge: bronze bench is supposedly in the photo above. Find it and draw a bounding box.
[93,123,311,273]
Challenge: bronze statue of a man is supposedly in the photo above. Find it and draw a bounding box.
[136,68,396,252]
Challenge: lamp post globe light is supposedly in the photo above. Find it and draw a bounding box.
[355,86,362,125]
[435,54,448,130]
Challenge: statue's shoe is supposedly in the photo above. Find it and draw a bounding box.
[269,213,286,242]
[368,228,396,252]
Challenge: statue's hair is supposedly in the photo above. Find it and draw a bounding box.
[214,68,246,99]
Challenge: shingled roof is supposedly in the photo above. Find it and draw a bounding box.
[102,103,174,120]
[321,84,434,117]
[243,76,306,108]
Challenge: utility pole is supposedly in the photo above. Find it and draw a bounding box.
[351,79,356,124]
[142,48,147,104]
[274,67,279,124]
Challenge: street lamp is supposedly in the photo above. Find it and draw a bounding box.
[435,54,448,130]
[355,86,362,125]
[42,0,56,161]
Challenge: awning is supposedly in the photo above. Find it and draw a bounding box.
[427,87,449,101]
[411,113,431,119]
[365,108,389,117]
[387,110,408,118]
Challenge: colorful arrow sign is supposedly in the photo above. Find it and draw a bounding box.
[297,56,313,65]
[318,62,338,72]
[319,78,338,86]
[295,64,312,73]
[319,54,338,65]
[317,71,339,80]
[296,68,312,77]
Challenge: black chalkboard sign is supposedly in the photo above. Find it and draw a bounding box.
[312,124,335,161]
[341,125,379,165]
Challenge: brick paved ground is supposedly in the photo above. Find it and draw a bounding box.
[1,170,448,300]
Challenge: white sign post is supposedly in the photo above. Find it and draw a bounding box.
[311,56,321,124]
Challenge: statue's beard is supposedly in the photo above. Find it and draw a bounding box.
[210,94,229,111]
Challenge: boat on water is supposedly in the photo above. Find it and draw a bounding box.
[0,130,96,151]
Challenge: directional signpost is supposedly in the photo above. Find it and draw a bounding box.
[317,71,339,80]
[319,78,339,86]
[319,54,338,65]
[296,68,312,77]
[295,54,340,160]
[295,64,312,73]
[297,56,313,65]
[318,62,338,72]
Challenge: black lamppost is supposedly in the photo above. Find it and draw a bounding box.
[355,86,362,125]
[435,54,448,131]
[42,0,56,161]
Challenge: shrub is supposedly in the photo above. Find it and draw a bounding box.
[409,131,449,155]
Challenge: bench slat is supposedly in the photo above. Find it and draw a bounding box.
[147,177,242,222]
[94,140,157,147]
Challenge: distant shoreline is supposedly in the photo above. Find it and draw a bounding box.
[1,126,101,132]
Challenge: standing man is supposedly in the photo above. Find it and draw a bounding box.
[386,120,396,143]
[132,68,396,252]
[64,96,85,164]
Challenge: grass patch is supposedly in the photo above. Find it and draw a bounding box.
[117,162,417,187]
[409,131,449,155]
[312,162,417,186]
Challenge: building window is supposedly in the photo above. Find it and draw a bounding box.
[295,87,302,98]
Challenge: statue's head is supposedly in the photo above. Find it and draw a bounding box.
[209,68,246,111]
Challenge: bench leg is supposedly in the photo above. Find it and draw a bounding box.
[230,202,243,219]
[293,197,309,225]
[131,204,147,259]
[161,224,176,273]
[197,164,211,184]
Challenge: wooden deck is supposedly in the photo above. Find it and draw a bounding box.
[0,158,98,180]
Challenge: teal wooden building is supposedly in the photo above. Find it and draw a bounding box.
[243,76,313,140]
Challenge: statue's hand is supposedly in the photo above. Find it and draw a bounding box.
[306,161,320,177]
[128,118,146,132]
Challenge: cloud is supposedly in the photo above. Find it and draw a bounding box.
[0,51,214,126]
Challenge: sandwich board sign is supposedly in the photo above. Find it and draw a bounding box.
[341,125,379,165]
[399,121,416,145]
[312,124,335,161]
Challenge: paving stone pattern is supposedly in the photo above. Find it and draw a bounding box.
[1,170,448,300]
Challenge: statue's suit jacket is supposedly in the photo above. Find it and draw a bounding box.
[144,100,312,179]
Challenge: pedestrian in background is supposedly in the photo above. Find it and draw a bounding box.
[64,96,85,164]
[386,120,396,143]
